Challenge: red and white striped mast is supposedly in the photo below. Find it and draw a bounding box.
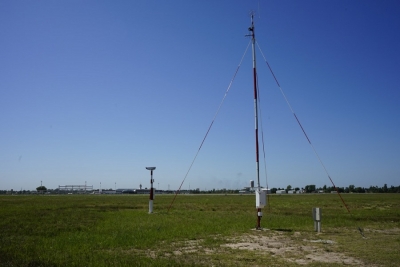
[248,13,266,229]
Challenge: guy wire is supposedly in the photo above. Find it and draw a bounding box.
[167,40,252,212]
[256,41,365,238]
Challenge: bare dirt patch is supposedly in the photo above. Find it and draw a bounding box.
[172,240,206,255]
[364,227,400,234]
[222,231,366,266]
[124,231,377,266]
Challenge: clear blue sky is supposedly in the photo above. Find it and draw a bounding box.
[1,0,399,191]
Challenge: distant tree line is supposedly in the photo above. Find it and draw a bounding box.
[316,183,400,193]
[269,183,400,194]
[0,183,399,195]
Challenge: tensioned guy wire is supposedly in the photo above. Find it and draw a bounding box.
[256,72,271,211]
[167,40,252,212]
[256,41,365,237]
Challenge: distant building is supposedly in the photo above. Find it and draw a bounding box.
[115,188,157,194]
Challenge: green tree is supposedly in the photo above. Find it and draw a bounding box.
[305,185,316,193]
[36,186,47,191]
[36,186,47,194]
[349,184,355,192]
[355,187,364,193]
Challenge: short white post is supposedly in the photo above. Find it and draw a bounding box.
[312,207,322,232]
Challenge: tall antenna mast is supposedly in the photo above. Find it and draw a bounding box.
[248,12,266,229]
[249,13,260,192]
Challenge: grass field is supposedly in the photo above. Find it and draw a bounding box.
[1,193,399,266]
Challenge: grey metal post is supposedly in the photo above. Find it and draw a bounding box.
[312,207,322,232]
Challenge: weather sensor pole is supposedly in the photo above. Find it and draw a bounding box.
[248,13,267,229]
[146,167,156,213]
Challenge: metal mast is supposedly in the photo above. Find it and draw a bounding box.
[146,167,156,213]
[249,14,260,191]
[248,13,263,229]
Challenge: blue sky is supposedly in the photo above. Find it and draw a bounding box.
[1,0,399,191]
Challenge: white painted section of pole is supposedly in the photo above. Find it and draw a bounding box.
[314,221,321,232]
[149,199,153,214]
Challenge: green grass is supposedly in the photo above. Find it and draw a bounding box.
[0,194,399,266]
